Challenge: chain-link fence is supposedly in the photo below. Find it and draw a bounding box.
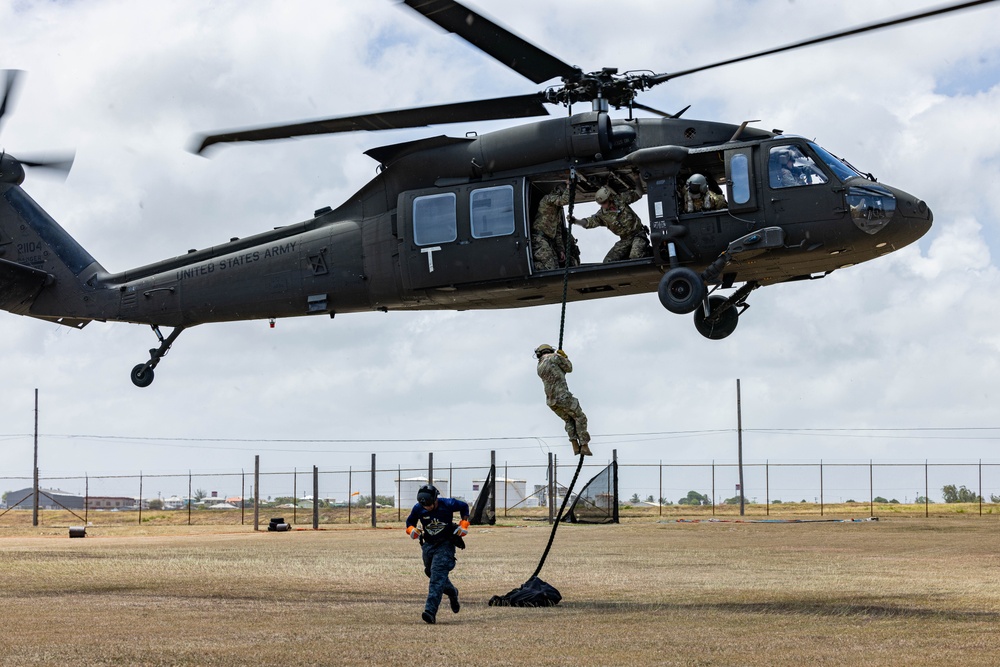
[3,454,1000,527]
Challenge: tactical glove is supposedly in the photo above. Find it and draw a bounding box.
[556,349,568,358]
[406,525,422,540]
[454,519,470,537]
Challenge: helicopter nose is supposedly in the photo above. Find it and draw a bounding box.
[896,195,933,246]
[848,183,931,249]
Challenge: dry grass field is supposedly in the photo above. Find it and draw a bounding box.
[1,513,999,666]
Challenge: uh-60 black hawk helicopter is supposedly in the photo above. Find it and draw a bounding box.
[2,0,988,387]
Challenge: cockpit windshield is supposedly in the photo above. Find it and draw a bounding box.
[809,142,864,182]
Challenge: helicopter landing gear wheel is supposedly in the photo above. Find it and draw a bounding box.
[694,295,739,340]
[129,325,187,388]
[131,364,154,388]
[658,267,706,314]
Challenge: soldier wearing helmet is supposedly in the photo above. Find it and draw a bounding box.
[571,183,650,263]
[531,182,580,271]
[769,148,803,188]
[405,483,470,625]
[534,344,592,456]
[684,173,727,213]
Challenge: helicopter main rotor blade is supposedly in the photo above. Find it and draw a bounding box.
[647,0,998,86]
[401,0,580,84]
[192,92,549,154]
[16,151,76,178]
[0,70,25,133]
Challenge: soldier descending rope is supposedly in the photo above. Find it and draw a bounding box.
[534,344,592,456]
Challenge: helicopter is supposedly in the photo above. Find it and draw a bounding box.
[1,1,988,388]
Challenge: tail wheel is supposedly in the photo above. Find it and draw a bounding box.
[657,267,706,314]
[694,295,739,340]
[131,364,154,388]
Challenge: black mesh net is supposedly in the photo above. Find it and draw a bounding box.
[470,464,495,525]
[564,459,617,524]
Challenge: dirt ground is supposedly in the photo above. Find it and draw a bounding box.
[1,516,998,666]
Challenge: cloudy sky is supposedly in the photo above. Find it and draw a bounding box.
[2,0,999,503]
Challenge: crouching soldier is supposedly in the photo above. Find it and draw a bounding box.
[405,484,470,624]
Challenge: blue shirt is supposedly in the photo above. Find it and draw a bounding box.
[406,497,470,543]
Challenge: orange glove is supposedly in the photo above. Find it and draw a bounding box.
[406,525,421,540]
[454,519,470,537]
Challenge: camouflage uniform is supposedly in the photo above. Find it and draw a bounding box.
[685,189,727,213]
[532,188,578,270]
[574,189,651,262]
[536,351,591,454]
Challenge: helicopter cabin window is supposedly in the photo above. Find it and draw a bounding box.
[768,146,828,189]
[412,193,457,246]
[470,185,515,239]
[730,154,751,205]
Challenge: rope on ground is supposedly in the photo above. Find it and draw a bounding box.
[529,451,585,581]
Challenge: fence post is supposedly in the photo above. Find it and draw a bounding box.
[188,470,193,526]
[371,453,377,528]
[924,460,929,518]
[489,450,496,523]
[613,449,619,524]
[138,471,143,525]
[313,465,319,530]
[253,455,260,531]
[711,460,716,516]
[658,460,662,517]
[504,461,508,518]
[547,452,554,524]
[820,459,824,516]
[765,460,770,517]
[869,460,874,518]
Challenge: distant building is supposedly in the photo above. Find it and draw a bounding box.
[87,496,141,510]
[472,477,527,509]
[394,477,449,509]
[4,488,84,510]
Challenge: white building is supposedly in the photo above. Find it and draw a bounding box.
[394,477,449,509]
[472,477,527,509]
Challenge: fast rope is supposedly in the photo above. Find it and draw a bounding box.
[530,168,585,581]
[556,169,577,351]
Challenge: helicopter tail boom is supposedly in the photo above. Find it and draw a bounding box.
[0,182,108,328]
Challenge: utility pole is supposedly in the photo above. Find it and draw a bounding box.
[32,388,39,527]
[737,379,745,517]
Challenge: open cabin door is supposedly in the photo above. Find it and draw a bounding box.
[400,178,531,290]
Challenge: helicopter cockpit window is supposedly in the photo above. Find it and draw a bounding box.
[768,146,828,189]
[413,193,457,246]
[809,142,864,182]
[470,185,515,239]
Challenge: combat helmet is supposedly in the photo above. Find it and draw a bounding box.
[534,343,556,358]
[594,186,613,204]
